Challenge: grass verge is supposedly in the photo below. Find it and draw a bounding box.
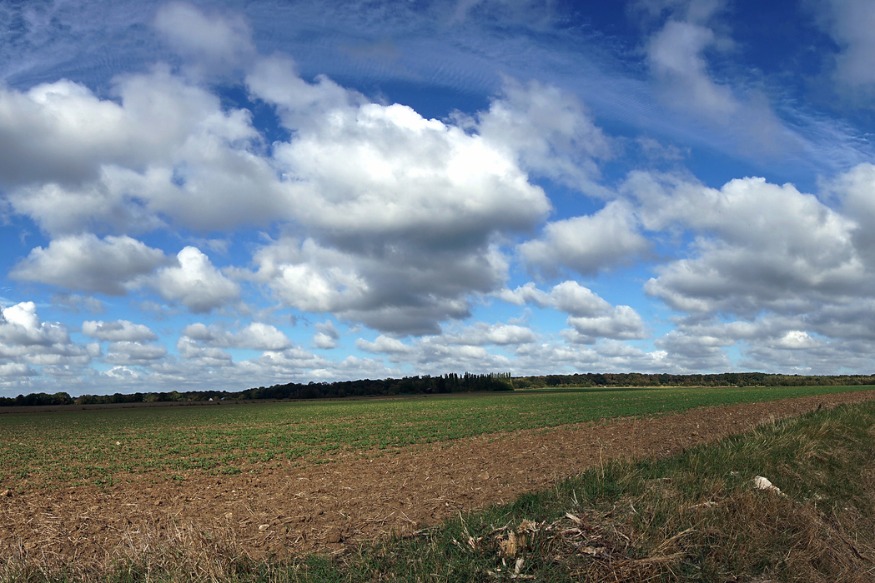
[5,401,875,582]
[312,401,875,582]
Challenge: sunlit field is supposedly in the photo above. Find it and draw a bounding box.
[2,384,873,490]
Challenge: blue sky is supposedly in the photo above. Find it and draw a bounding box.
[1,0,875,395]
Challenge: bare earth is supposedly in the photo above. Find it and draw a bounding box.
[2,390,875,573]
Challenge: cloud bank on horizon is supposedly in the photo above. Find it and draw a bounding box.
[1,0,874,395]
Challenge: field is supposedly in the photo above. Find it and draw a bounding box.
[1,385,875,581]
[3,384,875,490]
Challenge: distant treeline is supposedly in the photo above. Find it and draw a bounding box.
[0,372,514,407]
[511,372,875,389]
[3,372,875,408]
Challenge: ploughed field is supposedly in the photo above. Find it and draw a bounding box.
[2,385,875,575]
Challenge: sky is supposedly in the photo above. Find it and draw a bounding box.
[1,0,875,396]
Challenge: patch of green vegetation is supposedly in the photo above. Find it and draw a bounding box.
[0,385,872,490]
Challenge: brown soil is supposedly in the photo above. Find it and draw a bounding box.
[2,390,874,575]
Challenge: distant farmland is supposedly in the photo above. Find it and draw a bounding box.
[1,384,873,489]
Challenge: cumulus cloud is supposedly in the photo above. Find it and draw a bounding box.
[176,335,233,367]
[235,322,291,351]
[656,328,732,371]
[0,302,66,346]
[2,3,561,339]
[501,280,610,316]
[629,171,861,317]
[773,330,819,350]
[653,315,869,374]
[621,164,875,372]
[520,201,649,276]
[512,338,669,375]
[313,321,340,349]
[242,60,563,335]
[444,322,537,346]
[354,321,534,372]
[246,55,358,130]
[81,319,166,368]
[152,247,240,313]
[180,321,290,351]
[270,101,550,249]
[836,163,875,265]
[356,335,413,355]
[0,80,130,188]
[11,234,167,294]
[1,67,285,236]
[0,302,92,377]
[253,235,511,335]
[0,362,35,381]
[566,306,646,344]
[105,341,167,364]
[82,320,157,342]
[500,280,646,343]
[474,78,612,195]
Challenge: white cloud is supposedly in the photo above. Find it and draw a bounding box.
[567,305,646,343]
[253,235,512,335]
[313,321,339,349]
[176,335,234,367]
[356,335,413,355]
[235,322,291,351]
[0,302,92,376]
[495,282,551,307]
[152,246,239,313]
[1,67,287,236]
[631,171,862,317]
[0,80,129,188]
[628,164,875,371]
[500,280,647,343]
[774,330,818,350]
[105,341,167,364]
[271,101,550,248]
[520,200,649,276]
[836,163,875,266]
[503,280,613,317]
[0,302,65,346]
[474,78,612,195]
[637,0,793,160]
[11,234,167,294]
[444,322,537,346]
[477,323,536,346]
[414,339,508,373]
[548,281,611,316]
[0,362,35,381]
[243,60,561,335]
[246,55,358,130]
[656,328,732,371]
[646,18,737,119]
[154,2,255,77]
[815,0,875,91]
[512,338,670,375]
[82,320,157,342]
[180,321,290,351]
